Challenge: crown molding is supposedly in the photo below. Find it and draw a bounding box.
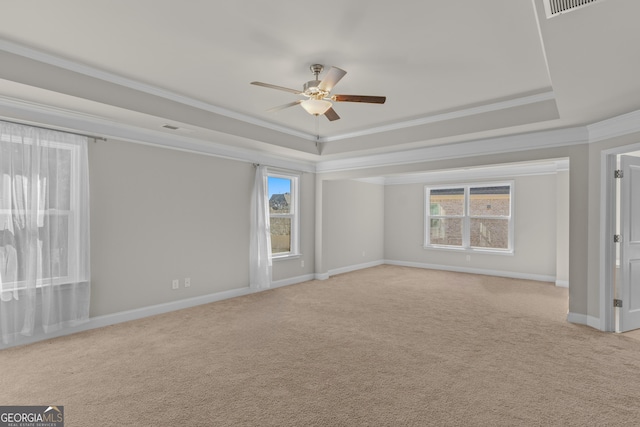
[0,90,587,175]
[0,39,559,145]
[353,177,386,185]
[318,91,556,143]
[383,159,569,185]
[4,33,640,175]
[587,108,640,143]
[0,95,316,173]
[315,126,588,173]
[0,39,318,143]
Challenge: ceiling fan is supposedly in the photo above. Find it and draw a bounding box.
[251,64,386,121]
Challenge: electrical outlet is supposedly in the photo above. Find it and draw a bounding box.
[466,255,471,262]
[301,260,304,268]
[172,279,179,290]
[184,278,191,287]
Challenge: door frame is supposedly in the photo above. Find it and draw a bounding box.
[601,143,640,332]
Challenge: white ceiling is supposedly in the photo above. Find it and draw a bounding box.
[0,0,638,164]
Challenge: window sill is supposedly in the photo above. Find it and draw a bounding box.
[2,277,82,289]
[1,280,89,302]
[423,245,514,256]
[272,253,301,262]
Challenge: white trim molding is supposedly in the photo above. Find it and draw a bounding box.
[0,274,315,350]
[0,39,316,143]
[316,127,588,173]
[567,312,602,330]
[385,159,569,186]
[327,260,386,277]
[271,274,316,289]
[588,109,640,143]
[5,37,640,177]
[318,91,556,143]
[0,40,560,146]
[385,259,556,283]
[0,286,247,350]
[0,95,317,173]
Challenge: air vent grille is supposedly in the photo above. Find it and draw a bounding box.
[544,0,602,17]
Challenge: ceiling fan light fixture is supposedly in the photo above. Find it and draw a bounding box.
[301,99,332,116]
[251,64,384,122]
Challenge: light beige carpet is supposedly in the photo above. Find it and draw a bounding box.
[2,265,640,426]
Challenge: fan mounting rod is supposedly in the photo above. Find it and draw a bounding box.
[310,64,324,78]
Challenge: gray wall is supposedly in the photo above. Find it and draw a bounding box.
[89,138,315,317]
[323,180,384,271]
[384,173,560,278]
[316,144,589,318]
[87,135,601,325]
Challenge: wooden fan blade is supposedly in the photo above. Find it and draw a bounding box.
[266,100,302,112]
[318,67,347,92]
[251,81,302,94]
[324,107,340,121]
[332,94,386,104]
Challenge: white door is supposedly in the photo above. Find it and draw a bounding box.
[618,155,640,332]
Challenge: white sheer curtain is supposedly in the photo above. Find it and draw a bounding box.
[249,165,272,290]
[0,121,90,345]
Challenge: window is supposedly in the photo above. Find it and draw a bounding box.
[0,122,90,343]
[0,132,87,288]
[425,182,513,252]
[267,172,299,258]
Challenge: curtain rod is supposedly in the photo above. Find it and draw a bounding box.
[253,163,305,174]
[0,119,107,142]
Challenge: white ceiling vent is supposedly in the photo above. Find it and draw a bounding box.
[544,0,604,18]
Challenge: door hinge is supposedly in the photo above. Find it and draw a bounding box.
[614,299,623,308]
[615,169,624,179]
[614,234,622,243]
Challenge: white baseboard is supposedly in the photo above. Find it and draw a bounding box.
[555,280,569,288]
[327,260,385,277]
[0,273,314,349]
[312,260,384,280]
[1,263,577,349]
[271,273,315,289]
[385,259,557,283]
[567,312,602,330]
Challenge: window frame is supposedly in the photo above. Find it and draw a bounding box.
[267,170,300,260]
[0,138,83,289]
[424,181,514,254]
